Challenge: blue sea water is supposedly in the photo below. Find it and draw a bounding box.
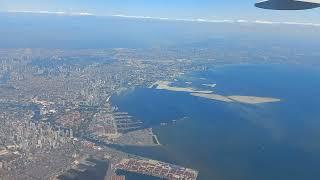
[116,170,162,180]
[111,64,320,180]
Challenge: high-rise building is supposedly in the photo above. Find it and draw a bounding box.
[70,129,73,139]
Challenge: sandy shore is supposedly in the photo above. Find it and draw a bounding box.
[152,81,213,94]
[191,93,281,104]
[228,96,281,104]
[151,81,280,105]
[191,93,233,102]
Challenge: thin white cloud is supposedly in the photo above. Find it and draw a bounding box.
[254,20,275,24]
[111,14,320,27]
[112,14,234,23]
[282,21,320,26]
[73,12,94,16]
[237,19,249,23]
[253,20,320,26]
[7,10,93,16]
[4,10,320,27]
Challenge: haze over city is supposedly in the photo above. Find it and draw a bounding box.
[1,1,320,180]
[1,0,320,23]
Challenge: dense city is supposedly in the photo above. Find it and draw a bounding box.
[0,48,209,180]
[0,46,317,180]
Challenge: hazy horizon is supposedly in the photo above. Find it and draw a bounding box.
[1,0,320,23]
[1,11,320,49]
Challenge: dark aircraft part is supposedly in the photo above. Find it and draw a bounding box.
[255,0,320,10]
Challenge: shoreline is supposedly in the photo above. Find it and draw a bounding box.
[151,81,213,94]
[150,128,161,145]
[150,80,281,105]
[191,93,281,104]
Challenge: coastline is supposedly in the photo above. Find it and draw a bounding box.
[192,93,281,104]
[151,80,281,104]
[151,81,213,94]
[151,128,161,145]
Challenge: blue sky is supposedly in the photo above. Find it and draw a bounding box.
[1,0,320,23]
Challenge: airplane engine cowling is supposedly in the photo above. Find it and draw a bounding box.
[255,0,320,10]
